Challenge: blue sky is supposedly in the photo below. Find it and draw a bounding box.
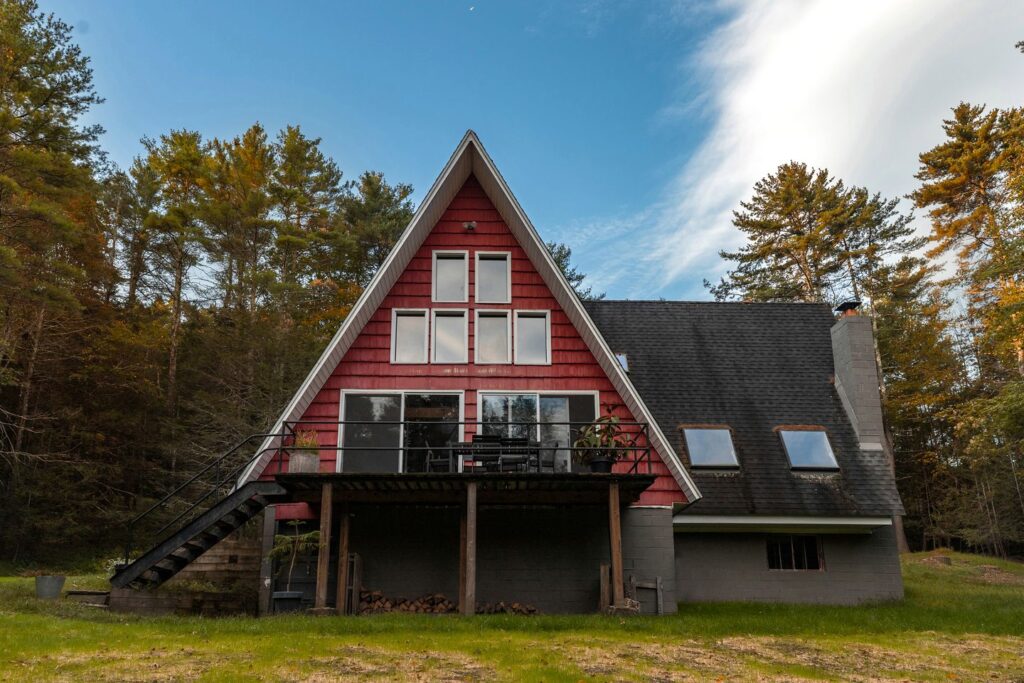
[42,1,1024,299]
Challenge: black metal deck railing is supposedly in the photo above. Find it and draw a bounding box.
[122,420,653,564]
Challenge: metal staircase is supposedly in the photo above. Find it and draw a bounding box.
[111,432,291,591]
[111,480,285,589]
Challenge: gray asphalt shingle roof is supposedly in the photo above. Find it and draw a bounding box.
[584,300,904,517]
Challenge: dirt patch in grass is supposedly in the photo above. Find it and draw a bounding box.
[554,634,1024,682]
[17,647,249,682]
[272,645,492,682]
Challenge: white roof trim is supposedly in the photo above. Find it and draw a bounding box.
[673,515,892,533]
[239,131,701,502]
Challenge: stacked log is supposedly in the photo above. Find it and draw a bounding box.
[358,590,456,614]
[475,600,537,615]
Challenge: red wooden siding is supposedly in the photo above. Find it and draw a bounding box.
[262,175,685,507]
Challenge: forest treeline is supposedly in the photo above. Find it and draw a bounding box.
[709,105,1024,556]
[1,0,1022,562]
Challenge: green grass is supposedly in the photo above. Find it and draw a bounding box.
[1,550,1022,681]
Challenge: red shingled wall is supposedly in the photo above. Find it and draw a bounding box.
[262,175,685,509]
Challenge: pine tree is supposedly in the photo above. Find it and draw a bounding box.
[547,242,604,301]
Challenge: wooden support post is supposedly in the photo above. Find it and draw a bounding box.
[608,481,624,607]
[258,506,276,616]
[458,508,467,608]
[314,483,333,610]
[335,508,351,615]
[461,482,477,616]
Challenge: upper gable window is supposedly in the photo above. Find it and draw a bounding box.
[778,429,838,469]
[683,428,738,468]
[391,310,427,364]
[475,311,511,364]
[514,311,550,365]
[432,310,468,363]
[475,252,511,303]
[433,251,468,302]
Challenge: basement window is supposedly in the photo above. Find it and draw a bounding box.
[683,427,738,468]
[432,310,468,363]
[433,251,468,302]
[475,252,511,303]
[778,428,839,469]
[514,310,551,365]
[767,535,823,571]
[391,310,427,364]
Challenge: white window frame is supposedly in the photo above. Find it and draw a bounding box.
[431,308,469,364]
[474,251,512,304]
[432,250,469,303]
[474,310,512,365]
[513,310,552,365]
[337,389,465,473]
[390,308,428,364]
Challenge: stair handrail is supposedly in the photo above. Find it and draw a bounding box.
[123,431,288,564]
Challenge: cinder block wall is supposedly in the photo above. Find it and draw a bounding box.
[276,505,613,614]
[675,526,904,604]
[622,507,678,614]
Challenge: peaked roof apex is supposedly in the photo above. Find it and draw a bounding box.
[240,131,701,503]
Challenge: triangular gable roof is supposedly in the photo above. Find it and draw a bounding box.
[241,130,701,503]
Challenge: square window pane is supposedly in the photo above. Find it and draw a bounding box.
[516,313,548,364]
[477,255,509,302]
[433,312,466,363]
[342,394,401,473]
[481,393,537,439]
[394,312,426,363]
[779,430,838,469]
[476,313,509,363]
[435,254,466,301]
[403,394,460,473]
[683,428,738,467]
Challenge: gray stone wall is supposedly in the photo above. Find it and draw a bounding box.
[272,504,682,614]
[675,525,904,604]
[831,315,886,452]
[622,507,678,614]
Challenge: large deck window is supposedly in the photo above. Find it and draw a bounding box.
[341,392,460,473]
[479,392,597,472]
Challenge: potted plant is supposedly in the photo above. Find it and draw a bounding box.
[29,570,66,600]
[268,520,320,613]
[573,414,629,473]
[288,430,320,473]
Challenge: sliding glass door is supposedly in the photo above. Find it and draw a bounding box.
[479,393,597,472]
[402,394,460,473]
[340,394,402,473]
[340,392,461,473]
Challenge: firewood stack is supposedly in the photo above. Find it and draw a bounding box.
[358,589,456,614]
[475,601,537,615]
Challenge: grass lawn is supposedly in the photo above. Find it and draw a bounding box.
[1,550,1022,682]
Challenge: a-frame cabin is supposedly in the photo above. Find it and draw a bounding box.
[112,131,905,614]
[113,132,699,615]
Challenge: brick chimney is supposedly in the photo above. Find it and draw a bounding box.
[830,303,885,452]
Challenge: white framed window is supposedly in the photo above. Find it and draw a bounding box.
[431,309,468,363]
[432,251,468,302]
[682,427,739,468]
[391,309,428,364]
[777,428,839,469]
[514,310,551,365]
[475,251,511,303]
[475,310,511,364]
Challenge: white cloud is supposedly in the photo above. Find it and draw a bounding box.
[570,0,1024,298]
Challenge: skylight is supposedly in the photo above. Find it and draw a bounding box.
[683,428,738,467]
[778,429,838,469]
